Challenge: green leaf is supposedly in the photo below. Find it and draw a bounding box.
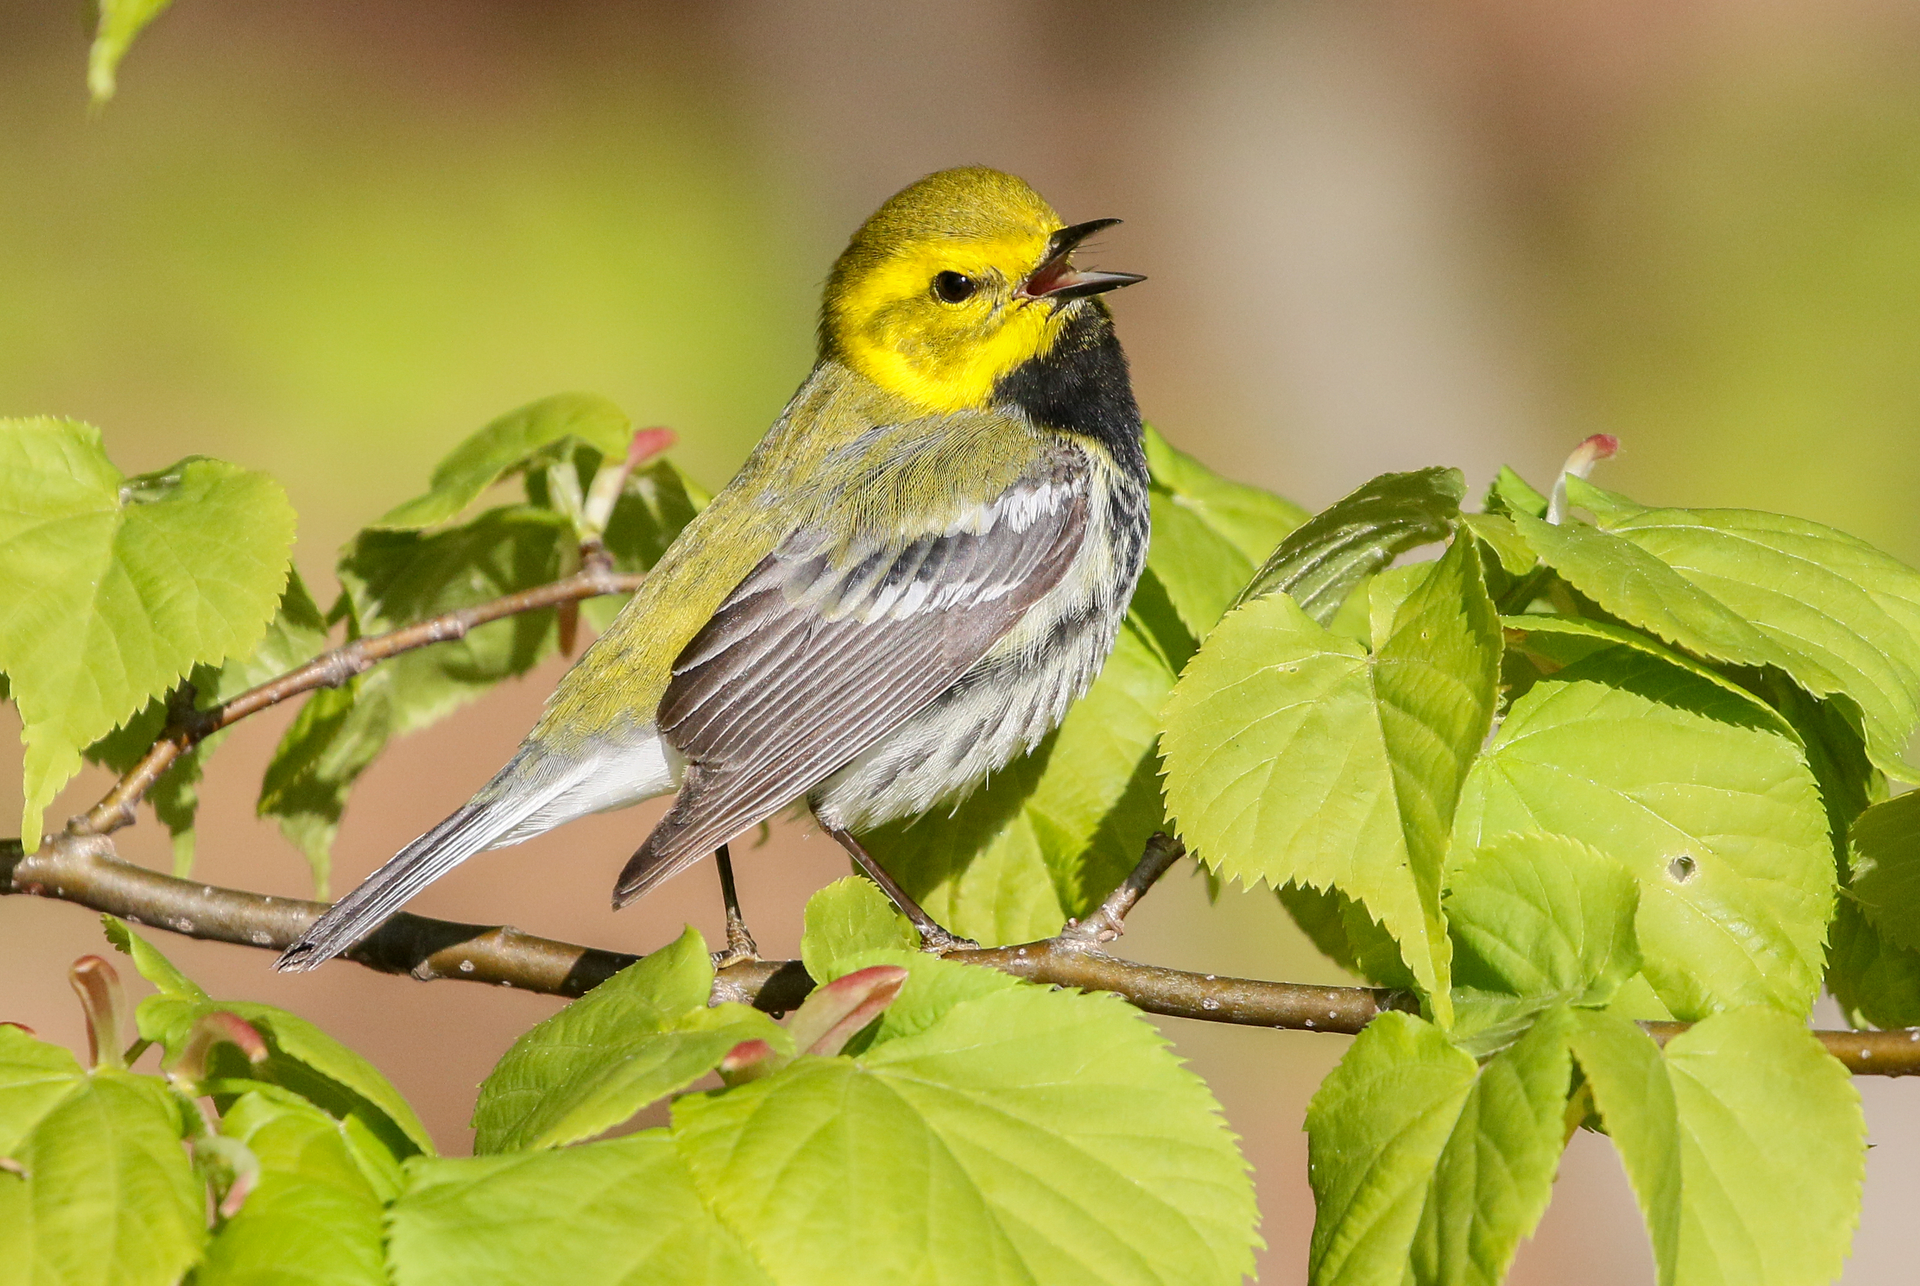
[261,505,571,890]
[1305,1011,1479,1286]
[338,505,572,725]
[863,608,1179,945]
[826,948,1026,1049]
[402,957,1255,1286]
[254,678,391,896]
[1277,882,1417,989]
[1142,427,1307,640]
[672,957,1257,1286]
[1238,466,1464,621]
[1508,508,1783,673]
[1147,492,1261,643]
[800,878,919,983]
[1761,674,1879,861]
[391,1134,774,1286]
[1499,613,1796,740]
[1367,539,1502,1018]
[1461,512,1537,578]
[160,568,333,876]
[1570,1008,1865,1286]
[472,928,788,1154]
[1144,425,1309,563]
[261,473,682,887]
[374,393,633,531]
[1410,1006,1577,1286]
[1363,563,1433,650]
[579,459,708,632]
[1454,645,1832,1020]
[78,570,333,876]
[1557,478,1643,526]
[1845,790,1920,952]
[1446,831,1641,1006]
[109,920,432,1159]
[195,1092,387,1286]
[218,566,333,694]
[0,1070,205,1285]
[81,679,209,875]
[0,419,296,851]
[1827,898,1920,1029]
[1564,1011,1683,1266]
[1166,592,1394,897]
[336,505,569,718]
[101,914,207,1002]
[1445,993,1566,1062]
[1164,535,1501,1015]
[1568,480,1920,780]
[88,0,174,104]
[1313,1009,1574,1285]
[198,1001,434,1162]
[0,1027,86,1159]
[1485,466,1549,520]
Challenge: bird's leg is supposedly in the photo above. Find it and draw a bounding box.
[825,826,978,954]
[710,843,760,968]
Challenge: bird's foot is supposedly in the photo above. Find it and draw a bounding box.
[711,911,761,970]
[913,923,979,955]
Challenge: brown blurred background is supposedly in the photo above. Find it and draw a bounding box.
[5,1,1920,1280]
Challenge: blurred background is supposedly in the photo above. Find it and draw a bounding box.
[4,0,1920,1280]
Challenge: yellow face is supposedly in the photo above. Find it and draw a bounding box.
[820,168,1138,415]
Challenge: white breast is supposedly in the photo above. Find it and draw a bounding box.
[811,446,1149,833]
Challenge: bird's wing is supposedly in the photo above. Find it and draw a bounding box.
[613,444,1090,904]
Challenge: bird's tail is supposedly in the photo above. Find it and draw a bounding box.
[274,751,557,972]
[610,764,750,909]
[614,771,725,913]
[612,822,713,911]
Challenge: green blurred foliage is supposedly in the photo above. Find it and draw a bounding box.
[1551,39,1920,564]
[0,8,813,567]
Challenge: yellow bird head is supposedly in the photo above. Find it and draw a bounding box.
[820,167,1144,415]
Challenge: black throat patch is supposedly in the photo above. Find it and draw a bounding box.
[994,305,1147,481]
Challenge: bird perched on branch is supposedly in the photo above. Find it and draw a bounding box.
[277,166,1148,970]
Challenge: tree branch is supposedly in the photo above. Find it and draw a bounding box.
[67,565,644,840]
[7,834,1918,1076]
[3,832,817,1011]
[13,555,1917,1078]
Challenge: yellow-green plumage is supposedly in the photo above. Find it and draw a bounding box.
[279,166,1148,970]
[538,367,1046,744]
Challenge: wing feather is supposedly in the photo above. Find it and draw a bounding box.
[613,451,1089,903]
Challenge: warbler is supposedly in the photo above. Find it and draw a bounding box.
[277,166,1148,970]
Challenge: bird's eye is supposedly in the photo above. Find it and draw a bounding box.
[932,271,977,303]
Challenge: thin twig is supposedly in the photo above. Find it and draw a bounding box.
[1059,832,1185,945]
[66,566,643,840]
[7,835,1919,1075]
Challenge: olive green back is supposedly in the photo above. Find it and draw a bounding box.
[533,358,1045,747]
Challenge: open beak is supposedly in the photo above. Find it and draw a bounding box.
[1019,218,1146,301]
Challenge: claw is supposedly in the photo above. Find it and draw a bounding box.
[914,926,979,955]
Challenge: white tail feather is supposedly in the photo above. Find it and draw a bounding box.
[274,726,680,971]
